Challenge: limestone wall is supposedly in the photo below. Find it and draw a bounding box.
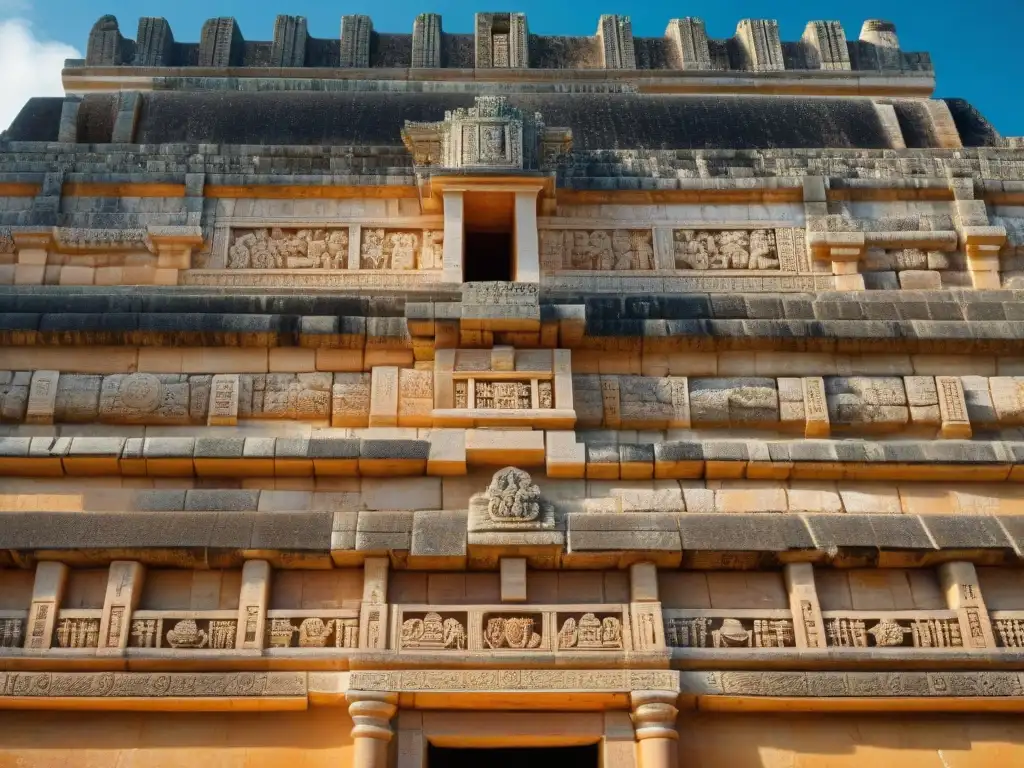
[0,708,355,768]
[677,712,1024,767]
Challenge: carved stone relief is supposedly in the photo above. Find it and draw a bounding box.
[54,617,101,649]
[994,618,1024,648]
[228,228,349,269]
[0,619,24,648]
[557,613,623,650]
[483,614,543,649]
[360,229,424,270]
[266,617,359,649]
[542,229,655,271]
[825,617,963,648]
[99,373,190,425]
[673,229,779,270]
[129,617,238,650]
[476,381,531,409]
[400,612,467,650]
[665,617,795,648]
[469,467,556,533]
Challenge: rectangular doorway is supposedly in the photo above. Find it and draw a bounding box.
[428,744,599,768]
[464,230,513,282]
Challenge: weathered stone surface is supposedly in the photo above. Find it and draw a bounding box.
[689,378,779,424]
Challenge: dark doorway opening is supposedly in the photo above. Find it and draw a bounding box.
[428,744,599,768]
[464,230,514,282]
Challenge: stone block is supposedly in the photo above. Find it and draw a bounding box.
[546,430,585,478]
[465,429,544,466]
[630,562,659,602]
[25,370,58,425]
[208,373,239,426]
[54,375,101,423]
[332,372,371,428]
[369,366,399,427]
[714,481,787,513]
[355,510,414,553]
[409,510,467,569]
[824,376,908,429]
[500,558,527,602]
[427,429,467,476]
[398,368,433,427]
[689,377,778,425]
[361,477,441,511]
[936,375,971,438]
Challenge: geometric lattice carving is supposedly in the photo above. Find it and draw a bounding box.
[665,17,711,69]
[597,15,636,70]
[733,19,784,72]
[412,13,442,68]
[340,15,372,68]
[199,17,244,68]
[475,13,528,68]
[271,15,308,68]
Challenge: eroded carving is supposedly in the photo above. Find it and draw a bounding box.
[400,612,467,650]
[0,672,306,698]
[487,467,541,522]
[266,617,359,649]
[666,617,795,648]
[994,619,1024,648]
[228,228,349,269]
[128,617,237,650]
[826,617,963,648]
[360,229,424,270]
[673,229,779,270]
[558,613,623,650]
[0,619,24,648]
[483,615,543,649]
[543,229,655,271]
[55,617,100,649]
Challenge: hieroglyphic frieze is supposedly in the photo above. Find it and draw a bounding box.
[0,618,24,648]
[0,672,307,698]
[348,668,680,692]
[228,228,349,269]
[682,671,1024,699]
[54,617,101,649]
[673,229,779,270]
[128,617,238,650]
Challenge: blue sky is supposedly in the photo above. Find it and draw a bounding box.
[2,0,1022,134]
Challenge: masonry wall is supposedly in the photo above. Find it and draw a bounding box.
[676,713,1024,767]
[0,709,356,768]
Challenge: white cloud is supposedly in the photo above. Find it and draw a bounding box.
[0,19,80,132]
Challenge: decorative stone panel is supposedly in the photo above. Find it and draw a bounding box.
[475,13,528,68]
[340,15,372,68]
[665,18,711,69]
[412,13,442,68]
[597,15,636,70]
[664,610,795,649]
[228,228,349,270]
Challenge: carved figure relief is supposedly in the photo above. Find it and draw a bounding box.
[558,613,623,650]
[826,618,963,648]
[476,381,531,409]
[0,618,24,648]
[483,615,543,649]
[400,612,467,650]
[673,229,779,270]
[665,617,795,648]
[486,467,541,522]
[544,229,655,271]
[266,617,359,649]
[166,619,208,649]
[55,617,100,649]
[421,230,444,270]
[228,228,349,269]
[360,229,425,270]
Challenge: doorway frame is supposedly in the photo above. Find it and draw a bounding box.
[397,711,637,768]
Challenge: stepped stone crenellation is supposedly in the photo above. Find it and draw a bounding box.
[80,12,931,73]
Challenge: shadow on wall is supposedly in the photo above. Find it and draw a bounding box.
[0,708,355,765]
[677,712,1024,767]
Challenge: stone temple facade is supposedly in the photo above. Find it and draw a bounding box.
[1,9,1024,767]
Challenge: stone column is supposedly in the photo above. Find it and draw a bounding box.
[514,190,540,283]
[631,691,678,768]
[24,561,68,650]
[235,559,271,650]
[442,190,464,283]
[784,563,826,649]
[347,690,399,768]
[939,561,996,649]
[99,561,145,653]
